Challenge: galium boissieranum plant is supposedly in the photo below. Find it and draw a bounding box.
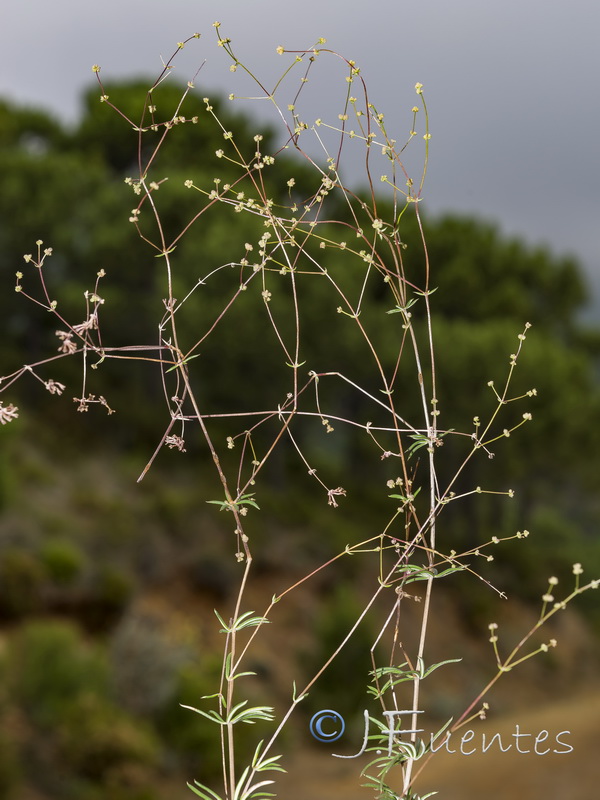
[2,25,598,800]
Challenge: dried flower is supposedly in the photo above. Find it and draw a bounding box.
[327,487,347,507]
[72,314,98,335]
[44,380,66,396]
[0,402,19,425]
[165,435,186,452]
[56,330,78,354]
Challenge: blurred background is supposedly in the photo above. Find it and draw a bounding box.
[1,3,599,799]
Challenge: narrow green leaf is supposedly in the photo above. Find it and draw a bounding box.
[155,246,177,257]
[232,611,270,631]
[214,608,231,633]
[225,651,257,681]
[228,703,275,725]
[166,353,201,373]
[434,564,466,579]
[421,657,462,678]
[180,704,225,725]
[187,782,224,800]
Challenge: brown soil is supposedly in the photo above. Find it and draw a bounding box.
[274,690,600,800]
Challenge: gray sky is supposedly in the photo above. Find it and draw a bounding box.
[2,0,599,313]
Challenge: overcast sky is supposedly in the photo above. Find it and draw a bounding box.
[2,0,599,313]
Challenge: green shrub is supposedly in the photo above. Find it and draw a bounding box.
[155,661,224,778]
[58,692,160,780]
[83,564,134,631]
[11,619,108,727]
[9,619,164,797]
[0,548,45,619]
[40,539,85,586]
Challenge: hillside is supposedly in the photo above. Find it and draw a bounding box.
[0,440,598,799]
